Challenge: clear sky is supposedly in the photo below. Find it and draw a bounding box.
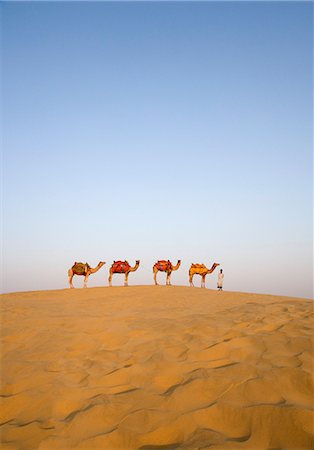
[2,1,313,298]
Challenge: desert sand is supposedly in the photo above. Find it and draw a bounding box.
[0,286,313,450]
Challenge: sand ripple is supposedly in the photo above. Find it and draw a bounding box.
[1,286,313,449]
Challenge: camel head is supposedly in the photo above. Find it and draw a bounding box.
[172,260,181,270]
[129,260,140,272]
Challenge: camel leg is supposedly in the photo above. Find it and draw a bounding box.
[83,274,89,288]
[189,273,194,287]
[154,269,158,286]
[108,272,113,287]
[124,272,128,287]
[167,272,172,286]
[69,272,75,288]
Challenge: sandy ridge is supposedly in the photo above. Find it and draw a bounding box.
[1,286,313,449]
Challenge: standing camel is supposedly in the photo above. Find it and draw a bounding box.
[189,262,220,288]
[108,260,140,286]
[68,261,105,288]
[153,260,181,286]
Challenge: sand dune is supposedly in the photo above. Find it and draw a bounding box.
[1,286,313,449]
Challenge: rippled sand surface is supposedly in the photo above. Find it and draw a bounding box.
[1,286,313,449]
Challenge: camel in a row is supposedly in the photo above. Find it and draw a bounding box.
[189,262,220,288]
[68,260,140,288]
[68,260,219,288]
[108,260,140,287]
[68,262,106,288]
[153,260,181,286]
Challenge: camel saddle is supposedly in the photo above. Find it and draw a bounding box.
[191,263,206,269]
[112,260,130,273]
[73,262,90,275]
[155,260,172,271]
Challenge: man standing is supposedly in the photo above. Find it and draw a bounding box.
[217,269,224,291]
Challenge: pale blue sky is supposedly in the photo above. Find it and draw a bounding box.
[2,1,313,297]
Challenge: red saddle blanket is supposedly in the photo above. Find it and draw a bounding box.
[154,260,172,271]
[112,261,130,273]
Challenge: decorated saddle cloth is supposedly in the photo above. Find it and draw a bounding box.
[155,260,172,271]
[112,260,130,273]
[73,262,90,275]
[191,263,206,269]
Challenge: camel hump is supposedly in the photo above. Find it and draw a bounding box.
[112,260,130,273]
[191,263,206,269]
[72,262,89,275]
[155,260,172,271]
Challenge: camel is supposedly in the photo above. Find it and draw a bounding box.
[189,262,220,288]
[108,260,140,286]
[153,260,181,286]
[68,261,105,288]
